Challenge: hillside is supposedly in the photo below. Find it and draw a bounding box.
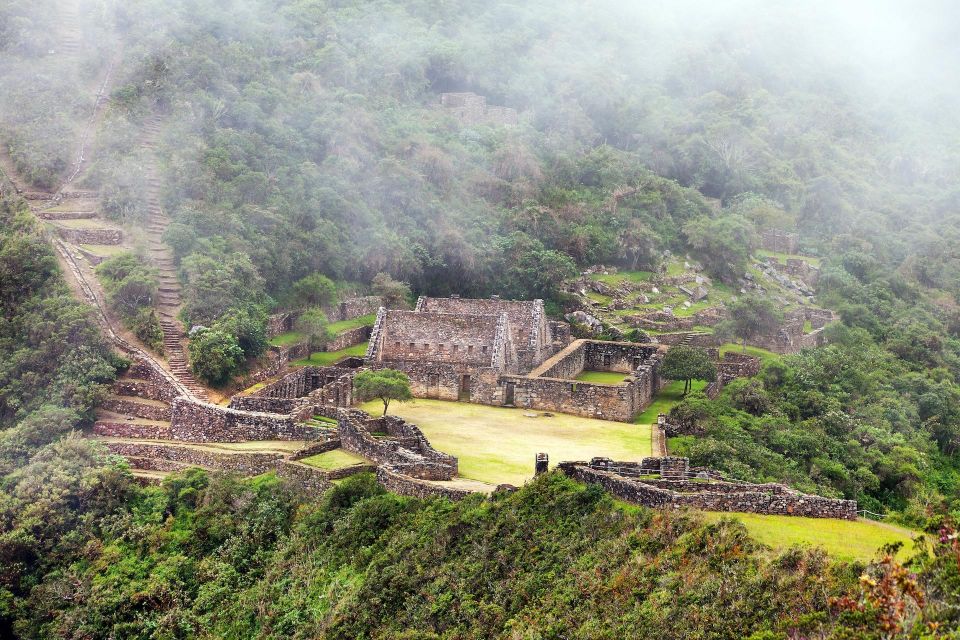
[2,0,960,638]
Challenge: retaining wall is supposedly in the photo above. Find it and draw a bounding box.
[170,397,321,442]
[376,466,473,501]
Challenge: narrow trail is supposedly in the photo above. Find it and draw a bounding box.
[139,116,209,400]
[1,0,211,402]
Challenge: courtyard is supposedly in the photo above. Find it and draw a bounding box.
[359,398,652,485]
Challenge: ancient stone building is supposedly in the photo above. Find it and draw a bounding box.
[760,229,799,254]
[366,296,666,421]
[440,92,519,126]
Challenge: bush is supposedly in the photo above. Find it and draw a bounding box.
[188,328,244,385]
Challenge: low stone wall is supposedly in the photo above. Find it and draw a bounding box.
[716,352,762,385]
[126,356,184,397]
[55,226,123,245]
[325,325,372,352]
[266,313,294,339]
[276,460,333,494]
[331,296,382,322]
[105,441,283,475]
[100,397,171,421]
[113,378,178,403]
[655,332,720,347]
[93,420,171,439]
[338,409,457,480]
[289,439,341,461]
[558,461,857,519]
[376,466,473,501]
[170,397,321,442]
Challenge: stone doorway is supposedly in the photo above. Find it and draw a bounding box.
[504,381,515,406]
[428,373,440,399]
[458,375,471,402]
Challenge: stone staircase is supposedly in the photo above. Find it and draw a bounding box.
[56,0,82,57]
[139,115,209,401]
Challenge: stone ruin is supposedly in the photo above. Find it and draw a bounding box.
[760,229,799,254]
[366,296,671,421]
[558,457,857,519]
[440,92,519,126]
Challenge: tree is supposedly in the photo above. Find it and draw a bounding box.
[721,295,782,352]
[682,214,755,283]
[214,307,268,358]
[353,369,413,416]
[371,272,411,309]
[292,273,337,309]
[296,307,332,352]
[660,345,716,395]
[188,328,245,385]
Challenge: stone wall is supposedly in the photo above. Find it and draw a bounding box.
[558,461,857,519]
[55,226,123,245]
[100,397,171,421]
[105,441,284,475]
[325,324,372,352]
[331,296,382,322]
[416,297,548,372]
[374,309,502,366]
[337,409,458,480]
[655,332,720,347]
[716,352,762,385]
[275,460,333,494]
[93,420,170,439]
[170,397,321,442]
[113,378,178,403]
[266,313,293,339]
[760,229,799,254]
[376,466,474,501]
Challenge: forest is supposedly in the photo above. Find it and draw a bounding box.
[2,0,960,637]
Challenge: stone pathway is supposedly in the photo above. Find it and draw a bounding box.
[139,115,209,400]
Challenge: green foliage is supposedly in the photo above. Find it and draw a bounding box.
[371,272,411,309]
[660,345,717,394]
[180,250,267,327]
[0,198,117,424]
[354,369,413,415]
[683,214,756,282]
[212,306,268,359]
[188,328,245,385]
[720,294,783,352]
[95,253,164,351]
[294,307,332,351]
[291,273,337,309]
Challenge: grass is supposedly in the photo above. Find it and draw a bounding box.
[592,270,653,285]
[269,330,305,347]
[634,379,708,425]
[292,341,368,366]
[299,448,370,470]
[51,218,118,229]
[702,512,922,563]
[80,244,127,257]
[575,370,629,384]
[719,342,781,365]
[327,313,376,334]
[269,314,376,348]
[359,398,651,486]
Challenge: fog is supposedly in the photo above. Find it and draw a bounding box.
[1,0,959,293]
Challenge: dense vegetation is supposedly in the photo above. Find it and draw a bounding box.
[96,252,164,352]
[3,0,960,636]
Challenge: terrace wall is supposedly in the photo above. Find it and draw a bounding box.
[170,397,321,442]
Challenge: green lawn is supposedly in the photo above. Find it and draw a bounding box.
[299,448,370,470]
[575,370,629,384]
[327,313,376,334]
[593,270,653,286]
[703,512,922,563]
[634,380,707,425]
[719,342,781,365]
[269,330,305,347]
[359,398,651,486]
[292,341,368,366]
[270,313,375,348]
